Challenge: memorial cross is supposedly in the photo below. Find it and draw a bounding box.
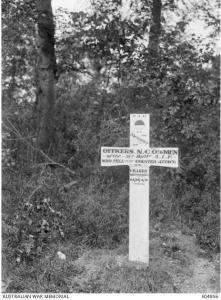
[101,114,179,264]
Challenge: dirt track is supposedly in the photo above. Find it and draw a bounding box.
[178,254,220,293]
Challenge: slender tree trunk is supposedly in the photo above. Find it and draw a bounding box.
[148,0,162,55]
[36,0,56,152]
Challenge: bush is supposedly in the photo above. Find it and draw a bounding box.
[66,179,129,248]
[2,166,66,263]
[196,211,220,252]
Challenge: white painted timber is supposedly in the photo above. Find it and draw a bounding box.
[101,114,178,264]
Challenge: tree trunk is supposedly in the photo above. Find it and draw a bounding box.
[36,0,56,152]
[148,0,162,56]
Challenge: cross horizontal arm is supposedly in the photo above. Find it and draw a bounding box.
[135,147,179,168]
[101,146,178,168]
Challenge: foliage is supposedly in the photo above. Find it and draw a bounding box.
[66,179,128,247]
[2,0,220,292]
[2,167,66,263]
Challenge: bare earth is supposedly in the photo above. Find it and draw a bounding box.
[177,254,220,293]
[157,230,220,293]
[73,228,220,293]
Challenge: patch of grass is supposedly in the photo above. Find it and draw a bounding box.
[4,225,219,293]
[64,231,184,294]
[5,242,86,293]
[69,251,174,293]
[5,237,176,293]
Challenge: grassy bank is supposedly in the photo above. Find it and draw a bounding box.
[3,222,220,293]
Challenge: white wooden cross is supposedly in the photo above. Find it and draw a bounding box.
[101,114,179,265]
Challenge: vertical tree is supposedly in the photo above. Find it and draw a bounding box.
[148,0,162,55]
[36,0,56,152]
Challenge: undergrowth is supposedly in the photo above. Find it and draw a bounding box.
[4,222,207,293]
[2,152,220,292]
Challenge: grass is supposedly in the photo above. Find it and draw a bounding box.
[4,222,211,293]
[2,168,219,293]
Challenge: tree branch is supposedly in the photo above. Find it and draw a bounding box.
[3,118,76,176]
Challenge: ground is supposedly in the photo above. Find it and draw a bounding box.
[3,223,220,293]
[68,227,220,293]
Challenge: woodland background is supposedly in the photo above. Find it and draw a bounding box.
[2,0,220,293]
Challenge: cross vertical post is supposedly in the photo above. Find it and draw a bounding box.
[129,114,150,263]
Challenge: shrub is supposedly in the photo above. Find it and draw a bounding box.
[2,166,66,263]
[66,179,129,248]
